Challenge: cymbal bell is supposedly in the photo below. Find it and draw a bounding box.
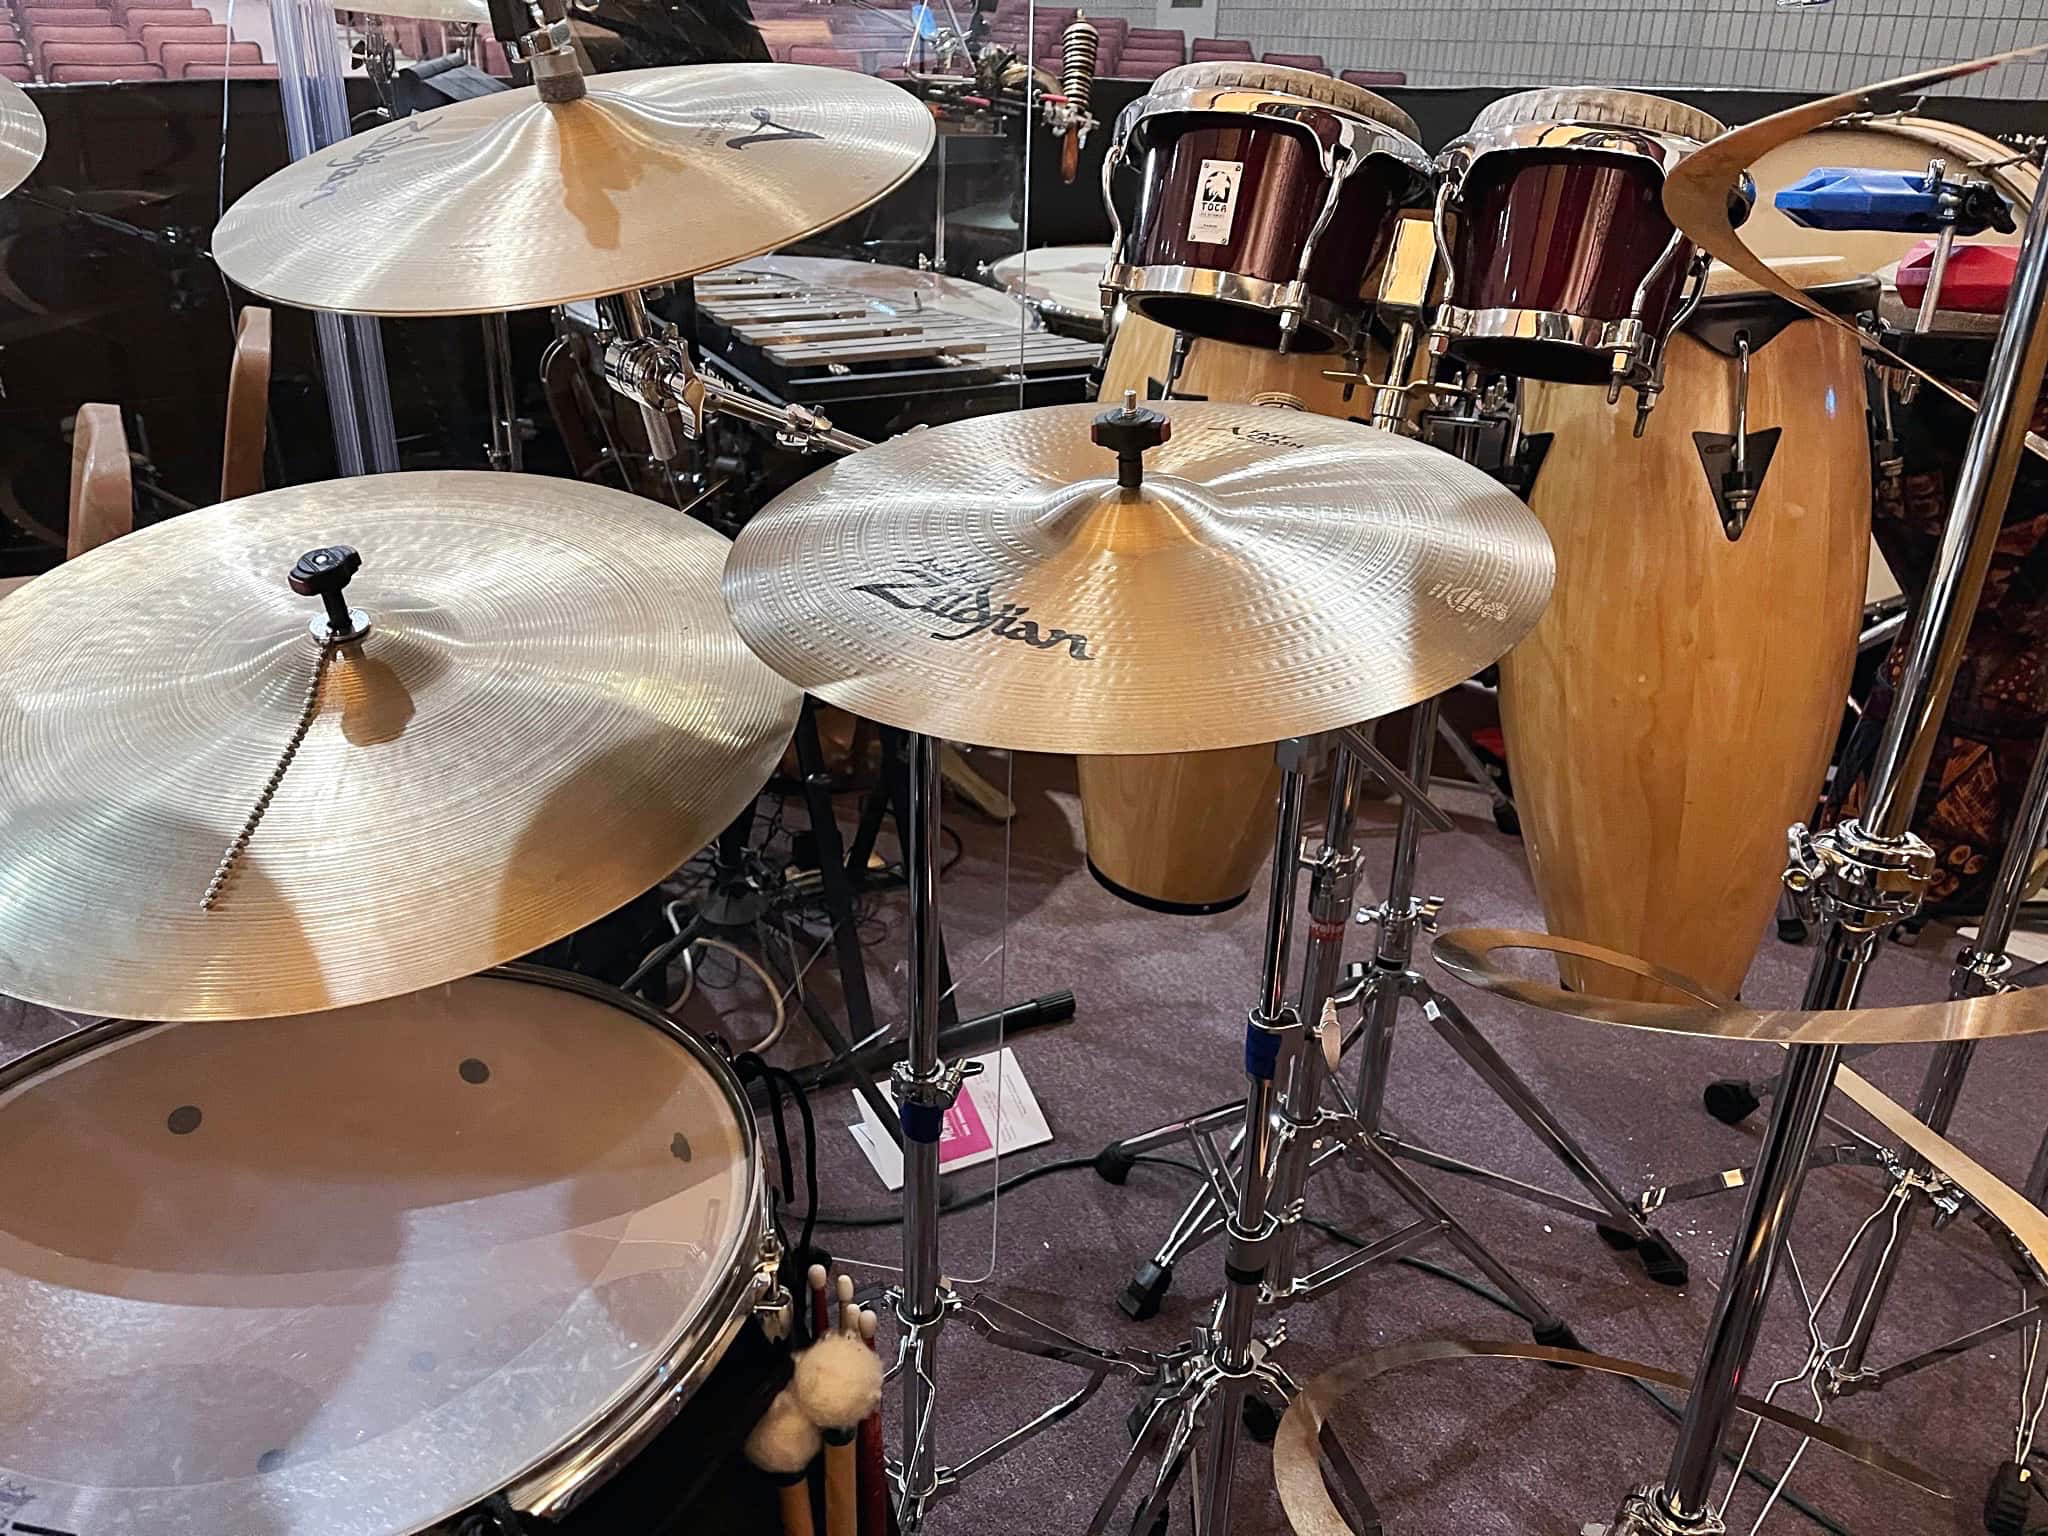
[723,400,1554,755]
[0,75,45,200]
[212,62,936,316]
[0,471,801,1021]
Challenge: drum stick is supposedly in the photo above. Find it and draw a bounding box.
[857,1309,888,1536]
[745,1387,821,1536]
[794,1333,883,1536]
[808,1262,830,1345]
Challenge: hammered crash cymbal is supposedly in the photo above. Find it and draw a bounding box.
[212,62,936,316]
[0,471,801,1021]
[1433,926,2048,1046]
[723,400,1554,755]
[0,75,45,200]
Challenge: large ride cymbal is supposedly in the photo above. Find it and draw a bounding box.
[212,63,936,316]
[0,472,801,1021]
[722,400,1554,755]
[0,75,45,200]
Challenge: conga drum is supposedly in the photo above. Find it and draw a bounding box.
[1102,62,1430,352]
[1075,311,1380,913]
[1499,262,1876,998]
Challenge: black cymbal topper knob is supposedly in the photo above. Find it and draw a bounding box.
[1091,389,1171,490]
[289,545,368,642]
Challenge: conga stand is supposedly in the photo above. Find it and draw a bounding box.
[1608,173,2048,1536]
[1085,730,1577,1536]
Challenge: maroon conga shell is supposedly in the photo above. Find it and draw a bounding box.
[1103,61,1432,353]
[1432,87,1736,390]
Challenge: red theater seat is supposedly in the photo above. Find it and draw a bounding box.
[139,22,226,58]
[117,5,205,25]
[49,59,160,76]
[1340,68,1406,86]
[0,41,25,61]
[1190,36,1252,60]
[1261,51,1327,72]
[184,59,275,75]
[40,40,145,65]
[158,38,258,73]
[0,63,31,79]
[23,8,111,28]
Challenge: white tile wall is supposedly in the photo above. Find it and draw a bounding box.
[1080,0,2048,99]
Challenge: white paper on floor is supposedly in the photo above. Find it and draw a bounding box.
[847,1047,1052,1192]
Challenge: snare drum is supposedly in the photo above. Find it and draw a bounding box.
[0,967,781,1535]
[1102,61,1430,353]
[1501,264,1876,999]
[1432,87,1749,405]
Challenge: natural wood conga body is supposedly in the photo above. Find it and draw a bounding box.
[1500,304,1869,998]
[1076,312,1375,911]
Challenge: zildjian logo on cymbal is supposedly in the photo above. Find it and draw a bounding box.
[852,558,1096,660]
[299,118,432,209]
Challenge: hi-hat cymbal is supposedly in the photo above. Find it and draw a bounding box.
[0,471,801,1021]
[212,62,936,317]
[723,400,1554,755]
[0,75,46,200]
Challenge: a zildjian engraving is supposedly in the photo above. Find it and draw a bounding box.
[299,118,431,209]
[726,107,824,150]
[852,558,1096,660]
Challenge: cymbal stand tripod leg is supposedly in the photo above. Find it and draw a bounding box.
[1342,697,1687,1284]
[1609,167,2048,1536]
[888,733,1153,1531]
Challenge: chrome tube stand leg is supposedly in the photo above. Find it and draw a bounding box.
[1354,699,1686,1284]
[887,735,1154,1531]
[1612,169,2048,1536]
[481,312,524,473]
[1828,681,2048,1387]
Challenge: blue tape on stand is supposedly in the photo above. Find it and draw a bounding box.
[901,1099,945,1143]
[1244,1024,1280,1081]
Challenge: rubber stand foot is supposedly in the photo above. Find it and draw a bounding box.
[1777,916,1808,944]
[1119,1260,1172,1321]
[1094,1144,1138,1185]
[1984,1460,2044,1536]
[1531,1319,1581,1369]
[1596,1224,1635,1252]
[1141,1505,1171,1536]
[1493,802,1521,837]
[1703,1078,1761,1126]
[1242,1395,1282,1444]
[1635,1231,1690,1288]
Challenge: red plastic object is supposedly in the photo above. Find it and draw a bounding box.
[1896,239,2019,315]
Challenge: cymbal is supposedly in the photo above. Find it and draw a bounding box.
[0,75,45,200]
[722,400,1554,755]
[1661,46,2048,462]
[0,471,801,1021]
[212,63,936,317]
[1433,926,2048,1046]
[341,0,489,23]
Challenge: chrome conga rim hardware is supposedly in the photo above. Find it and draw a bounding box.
[1427,88,1755,415]
[1100,76,1432,353]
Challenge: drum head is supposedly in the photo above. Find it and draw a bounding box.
[989,245,1112,331]
[0,972,758,1535]
[1743,117,2037,273]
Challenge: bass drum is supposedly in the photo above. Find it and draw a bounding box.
[0,967,779,1535]
[1500,263,1874,1000]
[1076,311,1374,913]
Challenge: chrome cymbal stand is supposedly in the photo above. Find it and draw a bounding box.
[888,733,1159,1530]
[1674,713,2048,1534]
[1607,165,2048,1536]
[1088,728,1576,1536]
[481,312,526,472]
